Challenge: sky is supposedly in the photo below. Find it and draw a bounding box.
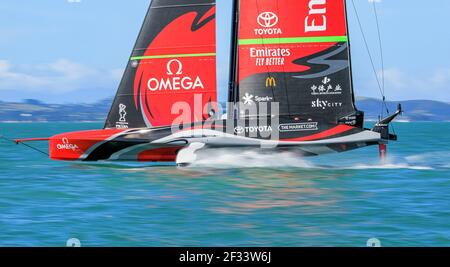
[0,0,449,103]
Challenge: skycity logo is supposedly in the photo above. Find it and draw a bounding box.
[311,98,343,110]
[305,0,327,33]
[147,59,204,91]
[57,138,79,151]
[255,12,282,35]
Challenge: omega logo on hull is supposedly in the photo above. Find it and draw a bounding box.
[56,138,79,151]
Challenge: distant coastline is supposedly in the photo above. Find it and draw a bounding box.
[1,97,449,123]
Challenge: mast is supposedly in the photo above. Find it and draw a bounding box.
[228,0,239,119]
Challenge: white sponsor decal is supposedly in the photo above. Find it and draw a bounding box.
[242,93,254,105]
[147,59,204,91]
[255,96,273,102]
[57,137,79,151]
[305,0,327,33]
[255,12,282,36]
[311,76,342,95]
[130,60,139,68]
[250,47,291,66]
[116,103,129,129]
[279,122,318,132]
[234,125,273,134]
[312,98,343,110]
[119,104,127,122]
[257,12,279,28]
[242,93,273,106]
[340,115,357,126]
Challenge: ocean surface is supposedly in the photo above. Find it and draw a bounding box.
[0,122,449,247]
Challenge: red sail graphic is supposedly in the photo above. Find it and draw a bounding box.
[238,0,348,80]
[134,6,216,127]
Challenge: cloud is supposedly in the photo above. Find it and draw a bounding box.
[0,59,122,102]
[0,60,51,89]
[380,68,408,89]
[372,67,450,101]
[368,0,382,3]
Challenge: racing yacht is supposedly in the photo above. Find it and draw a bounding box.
[16,0,401,165]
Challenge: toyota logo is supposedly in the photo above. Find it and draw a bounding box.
[234,126,245,134]
[257,12,279,28]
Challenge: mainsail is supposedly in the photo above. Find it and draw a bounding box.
[236,0,357,123]
[105,0,217,129]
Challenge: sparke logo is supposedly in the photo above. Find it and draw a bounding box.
[243,93,254,105]
[147,59,204,91]
[57,138,79,151]
[166,59,183,75]
[242,93,273,105]
[257,12,279,28]
[266,77,277,87]
[119,104,127,122]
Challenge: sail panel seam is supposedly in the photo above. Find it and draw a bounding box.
[130,53,216,60]
[238,36,348,46]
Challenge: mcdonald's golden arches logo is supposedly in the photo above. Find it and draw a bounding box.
[266,76,277,88]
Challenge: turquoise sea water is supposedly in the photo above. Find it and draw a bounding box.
[0,122,449,247]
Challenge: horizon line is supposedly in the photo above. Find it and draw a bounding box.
[1,97,449,105]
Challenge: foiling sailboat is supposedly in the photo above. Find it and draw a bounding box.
[16,0,401,165]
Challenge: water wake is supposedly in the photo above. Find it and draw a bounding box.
[405,151,450,169]
[191,148,433,170]
[70,148,440,171]
[192,148,314,169]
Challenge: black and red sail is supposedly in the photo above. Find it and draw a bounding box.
[105,0,217,129]
[237,0,356,122]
